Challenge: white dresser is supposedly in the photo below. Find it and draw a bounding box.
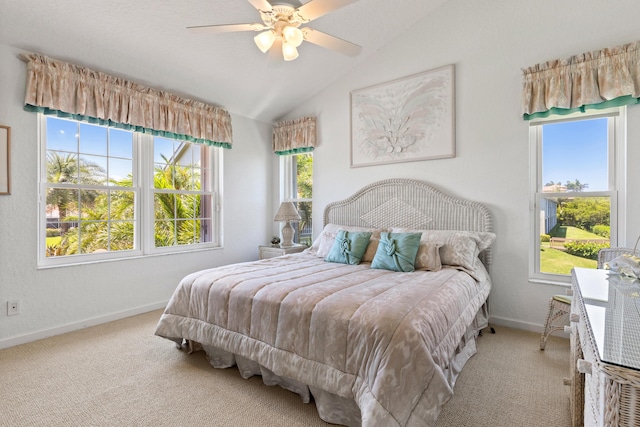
[570,267,640,427]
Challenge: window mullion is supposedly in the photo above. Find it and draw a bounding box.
[613,109,626,246]
[528,126,541,280]
[139,133,152,254]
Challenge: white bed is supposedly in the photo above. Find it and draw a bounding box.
[155,178,494,427]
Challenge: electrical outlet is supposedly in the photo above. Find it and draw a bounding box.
[7,300,19,316]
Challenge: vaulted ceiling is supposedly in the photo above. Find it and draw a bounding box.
[0,0,448,122]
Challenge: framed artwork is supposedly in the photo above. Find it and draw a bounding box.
[0,125,9,195]
[350,64,455,168]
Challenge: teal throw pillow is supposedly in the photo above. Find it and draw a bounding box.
[325,230,372,265]
[371,232,422,272]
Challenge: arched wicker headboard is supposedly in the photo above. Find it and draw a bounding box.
[323,178,494,268]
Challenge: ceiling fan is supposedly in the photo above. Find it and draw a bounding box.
[188,0,362,62]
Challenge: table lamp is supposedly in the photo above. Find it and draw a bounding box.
[274,201,301,247]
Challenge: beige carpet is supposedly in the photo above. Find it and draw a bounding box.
[0,310,571,426]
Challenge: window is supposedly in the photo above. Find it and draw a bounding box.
[152,137,215,249]
[39,115,221,266]
[281,153,313,246]
[529,108,625,283]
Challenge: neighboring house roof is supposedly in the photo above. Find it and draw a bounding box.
[542,184,567,192]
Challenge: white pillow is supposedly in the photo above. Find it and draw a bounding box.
[311,223,386,259]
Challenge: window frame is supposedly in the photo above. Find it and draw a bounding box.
[528,107,626,285]
[38,114,222,268]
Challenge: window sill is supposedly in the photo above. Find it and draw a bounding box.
[37,246,222,270]
[529,276,571,287]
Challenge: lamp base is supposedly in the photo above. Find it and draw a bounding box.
[280,221,296,247]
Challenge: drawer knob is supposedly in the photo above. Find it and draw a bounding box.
[577,359,592,375]
[564,326,572,334]
[570,313,580,323]
[566,289,574,296]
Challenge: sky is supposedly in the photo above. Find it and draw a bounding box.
[542,117,608,191]
[47,117,134,183]
[47,117,203,188]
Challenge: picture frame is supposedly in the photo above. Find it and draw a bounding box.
[350,64,455,168]
[0,125,9,195]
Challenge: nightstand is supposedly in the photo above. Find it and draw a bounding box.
[259,244,306,260]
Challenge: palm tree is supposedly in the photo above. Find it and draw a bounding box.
[566,179,589,192]
[57,183,136,255]
[153,157,202,247]
[47,151,203,255]
[46,152,105,232]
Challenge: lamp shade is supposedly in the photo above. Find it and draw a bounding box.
[282,26,303,47]
[282,42,299,61]
[274,201,301,222]
[254,30,276,53]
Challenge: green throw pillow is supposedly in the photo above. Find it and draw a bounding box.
[371,232,422,272]
[325,230,372,265]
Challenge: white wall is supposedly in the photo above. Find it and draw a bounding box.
[0,44,273,348]
[287,0,640,331]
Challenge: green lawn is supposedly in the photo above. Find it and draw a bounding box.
[540,243,597,274]
[548,225,602,239]
[542,226,602,274]
[46,236,61,246]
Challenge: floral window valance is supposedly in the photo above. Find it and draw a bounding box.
[272,116,316,155]
[20,53,233,148]
[522,41,640,120]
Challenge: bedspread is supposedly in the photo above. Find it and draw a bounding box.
[155,252,491,426]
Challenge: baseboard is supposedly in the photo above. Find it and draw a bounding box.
[0,301,168,350]
[488,315,569,339]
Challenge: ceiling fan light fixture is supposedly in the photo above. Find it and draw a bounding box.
[282,25,303,47]
[189,0,363,61]
[254,30,276,53]
[282,42,299,61]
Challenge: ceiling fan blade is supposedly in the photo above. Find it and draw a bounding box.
[302,28,362,57]
[267,39,284,67]
[296,0,360,22]
[247,0,273,13]
[187,23,265,33]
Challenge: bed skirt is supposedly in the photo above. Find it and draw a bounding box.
[180,304,488,427]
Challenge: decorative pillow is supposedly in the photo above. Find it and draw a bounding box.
[392,228,495,272]
[371,232,422,272]
[361,235,381,263]
[325,230,372,265]
[414,242,443,271]
[311,223,385,258]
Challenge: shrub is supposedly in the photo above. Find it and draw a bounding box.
[564,241,609,260]
[591,225,610,239]
[46,228,61,237]
[540,234,551,243]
